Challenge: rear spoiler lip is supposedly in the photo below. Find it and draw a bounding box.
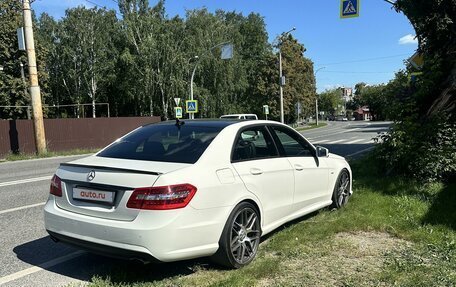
[59,163,162,176]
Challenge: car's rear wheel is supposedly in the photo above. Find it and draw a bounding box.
[211,202,261,268]
[331,169,350,209]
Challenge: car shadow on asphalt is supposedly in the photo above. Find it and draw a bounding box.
[13,236,223,284]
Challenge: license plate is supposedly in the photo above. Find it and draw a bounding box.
[72,187,115,204]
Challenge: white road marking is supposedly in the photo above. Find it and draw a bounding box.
[309,127,361,140]
[0,176,51,187]
[0,251,85,285]
[345,138,364,144]
[0,202,46,215]
[328,139,345,144]
[313,139,330,144]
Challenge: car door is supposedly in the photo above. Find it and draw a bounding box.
[231,125,295,227]
[268,125,329,211]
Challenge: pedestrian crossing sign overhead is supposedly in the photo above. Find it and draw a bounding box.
[341,0,359,19]
[186,100,198,114]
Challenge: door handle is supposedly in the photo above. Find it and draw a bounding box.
[294,164,304,171]
[250,168,263,175]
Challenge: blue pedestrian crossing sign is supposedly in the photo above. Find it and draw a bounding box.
[186,100,198,114]
[340,0,359,19]
[175,107,183,119]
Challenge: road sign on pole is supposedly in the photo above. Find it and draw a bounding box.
[409,52,424,69]
[175,107,183,119]
[17,27,25,50]
[340,0,359,18]
[174,97,181,107]
[186,100,198,114]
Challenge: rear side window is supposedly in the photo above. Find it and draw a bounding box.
[232,126,278,161]
[97,124,223,163]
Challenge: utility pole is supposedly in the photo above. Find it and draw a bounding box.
[279,50,284,123]
[23,0,46,154]
[314,67,326,126]
[278,27,296,124]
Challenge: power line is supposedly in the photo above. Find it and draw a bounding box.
[321,70,394,74]
[84,0,121,16]
[319,53,410,66]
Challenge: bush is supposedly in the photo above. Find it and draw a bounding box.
[374,116,456,182]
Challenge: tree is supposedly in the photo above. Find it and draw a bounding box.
[0,0,28,119]
[276,35,315,123]
[60,7,118,118]
[395,0,456,118]
[318,88,343,117]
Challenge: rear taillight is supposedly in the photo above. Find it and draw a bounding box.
[50,174,62,197]
[127,184,197,210]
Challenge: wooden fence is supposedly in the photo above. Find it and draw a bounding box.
[0,117,161,158]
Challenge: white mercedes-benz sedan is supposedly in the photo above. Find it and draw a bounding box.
[44,120,352,268]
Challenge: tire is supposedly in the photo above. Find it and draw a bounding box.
[331,169,351,209]
[211,202,261,269]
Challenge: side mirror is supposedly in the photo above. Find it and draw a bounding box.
[316,146,329,157]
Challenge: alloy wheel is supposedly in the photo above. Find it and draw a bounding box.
[230,207,261,265]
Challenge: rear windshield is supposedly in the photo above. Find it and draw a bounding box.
[97,124,223,164]
[220,115,239,119]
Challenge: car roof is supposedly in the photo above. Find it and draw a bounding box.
[144,119,282,129]
[220,114,257,116]
[145,119,240,128]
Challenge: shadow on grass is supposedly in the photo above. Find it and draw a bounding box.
[422,183,456,230]
[350,155,456,231]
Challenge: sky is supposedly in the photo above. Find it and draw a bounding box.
[33,0,418,93]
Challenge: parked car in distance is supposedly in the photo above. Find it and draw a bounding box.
[44,120,352,268]
[220,114,258,120]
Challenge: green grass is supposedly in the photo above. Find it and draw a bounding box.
[295,122,328,131]
[82,155,455,287]
[0,148,98,162]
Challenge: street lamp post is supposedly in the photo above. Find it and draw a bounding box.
[314,67,326,126]
[188,42,233,119]
[278,27,296,123]
[188,56,199,120]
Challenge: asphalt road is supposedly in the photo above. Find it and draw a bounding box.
[0,121,391,286]
[301,120,391,158]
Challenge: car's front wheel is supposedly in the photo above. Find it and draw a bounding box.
[331,169,351,209]
[211,202,261,268]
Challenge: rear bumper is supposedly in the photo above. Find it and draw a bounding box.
[44,196,231,262]
[47,230,159,263]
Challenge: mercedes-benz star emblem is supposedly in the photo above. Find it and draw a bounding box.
[87,170,96,181]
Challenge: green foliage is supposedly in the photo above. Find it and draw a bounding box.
[0,0,28,119]
[374,117,456,182]
[279,35,315,122]
[364,1,456,183]
[395,0,456,117]
[353,84,389,120]
[318,88,343,116]
[0,1,315,121]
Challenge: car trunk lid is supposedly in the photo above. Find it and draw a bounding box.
[54,156,190,221]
